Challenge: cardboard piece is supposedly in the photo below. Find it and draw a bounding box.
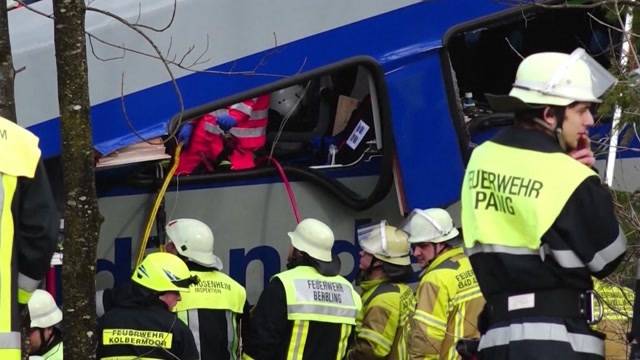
[332,95,359,135]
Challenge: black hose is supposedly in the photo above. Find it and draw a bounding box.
[131,156,392,211]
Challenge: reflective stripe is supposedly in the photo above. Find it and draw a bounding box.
[286,320,309,360]
[586,230,626,272]
[514,80,589,98]
[413,310,447,331]
[358,328,392,351]
[18,273,39,292]
[230,102,252,115]
[204,123,224,135]
[478,322,604,356]
[287,304,357,319]
[452,287,483,306]
[229,127,266,138]
[96,290,105,317]
[211,109,229,117]
[187,309,201,358]
[226,311,237,360]
[18,272,40,304]
[0,332,20,348]
[249,109,269,120]
[468,234,626,272]
[546,247,584,268]
[451,307,465,360]
[465,244,539,256]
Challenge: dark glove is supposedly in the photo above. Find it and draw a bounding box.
[178,122,194,145]
[217,114,237,132]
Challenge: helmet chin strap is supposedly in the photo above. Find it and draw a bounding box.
[532,117,567,151]
[356,257,382,285]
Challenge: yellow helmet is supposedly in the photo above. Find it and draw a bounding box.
[357,221,411,266]
[131,252,197,293]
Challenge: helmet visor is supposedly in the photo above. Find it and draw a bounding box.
[357,221,410,262]
[548,48,616,100]
[515,48,616,103]
[357,220,387,255]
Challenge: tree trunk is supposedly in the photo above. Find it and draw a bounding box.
[53,0,101,359]
[0,1,16,122]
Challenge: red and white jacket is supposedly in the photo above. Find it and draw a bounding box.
[208,95,270,149]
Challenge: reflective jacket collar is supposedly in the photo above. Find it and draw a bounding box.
[493,126,563,153]
[423,246,464,275]
[359,279,386,294]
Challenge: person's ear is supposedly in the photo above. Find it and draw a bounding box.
[542,106,557,128]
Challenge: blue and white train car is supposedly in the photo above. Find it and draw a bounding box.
[9,0,623,300]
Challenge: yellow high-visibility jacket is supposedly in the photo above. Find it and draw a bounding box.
[592,278,634,360]
[348,279,416,360]
[0,118,58,360]
[408,247,485,360]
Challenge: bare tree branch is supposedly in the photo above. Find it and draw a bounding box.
[119,72,158,144]
[165,35,173,59]
[14,0,53,18]
[504,36,525,59]
[86,6,185,140]
[16,0,307,148]
[87,33,125,61]
[132,0,177,33]
[185,33,212,68]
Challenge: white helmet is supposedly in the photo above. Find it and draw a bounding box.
[400,208,459,244]
[357,221,411,266]
[288,218,334,262]
[270,85,305,118]
[487,48,616,112]
[166,218,223,270]
[28,290,62,328]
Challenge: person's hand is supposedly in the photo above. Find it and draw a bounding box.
[569,135,595,167]
[177,122,194,145]
[217,114,237,132]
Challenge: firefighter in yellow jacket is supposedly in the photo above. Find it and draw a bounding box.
[592,279,633,360]
[402,208,485,360]
[346,221,416,360]
[0,117,58,360]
